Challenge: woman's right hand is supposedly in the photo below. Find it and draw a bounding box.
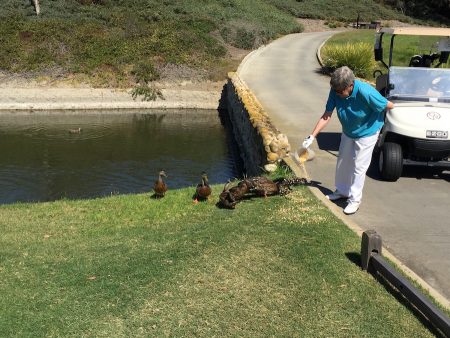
[302,135,315,149]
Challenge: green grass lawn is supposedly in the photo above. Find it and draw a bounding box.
[0,184,438,337]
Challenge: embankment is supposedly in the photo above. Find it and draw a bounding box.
[220,72,291,176]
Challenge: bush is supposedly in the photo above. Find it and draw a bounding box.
[321,42,376,78]
[131,84,164,101]
[131,62,160,84]
[234,28,256,49]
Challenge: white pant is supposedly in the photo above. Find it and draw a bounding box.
[335,132,379,204]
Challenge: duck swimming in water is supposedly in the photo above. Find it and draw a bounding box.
[153,170,168,198]
[68,127,82,134]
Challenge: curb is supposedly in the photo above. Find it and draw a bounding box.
[316,35,333,67]
[0,88,221,111]
[0,101,219,111]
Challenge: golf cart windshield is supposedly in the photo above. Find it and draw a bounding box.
[388,66,450,102]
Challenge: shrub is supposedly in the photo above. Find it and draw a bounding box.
[234,28,256,49]
[131,84,164,101]
[131,62,160,84]
[321,42,377,78]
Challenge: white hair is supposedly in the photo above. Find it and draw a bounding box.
[330,66,355,91]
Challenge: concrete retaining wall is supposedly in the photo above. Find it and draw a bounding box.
[223,72,291,176]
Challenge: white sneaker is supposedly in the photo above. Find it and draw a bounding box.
[344,202,360,215]
[326,191,348,201]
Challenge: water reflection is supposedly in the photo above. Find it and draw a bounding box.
[0,110,241,204]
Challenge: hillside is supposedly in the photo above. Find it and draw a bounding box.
[0,0,445,87]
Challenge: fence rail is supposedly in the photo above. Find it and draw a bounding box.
[361,230,450,337]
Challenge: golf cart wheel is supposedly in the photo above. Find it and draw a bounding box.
[379,142,403,181]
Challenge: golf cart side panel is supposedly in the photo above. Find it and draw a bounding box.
[384,105,450,140]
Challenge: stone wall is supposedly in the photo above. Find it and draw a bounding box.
[222,72,291,176]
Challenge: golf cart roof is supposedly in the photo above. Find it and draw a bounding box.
[380,27,450,37]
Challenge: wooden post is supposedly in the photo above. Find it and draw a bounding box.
[360,230,382,271]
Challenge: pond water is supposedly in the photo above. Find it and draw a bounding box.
[0,110,241,204]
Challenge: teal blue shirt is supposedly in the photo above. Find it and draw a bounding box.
[325,79,388,138]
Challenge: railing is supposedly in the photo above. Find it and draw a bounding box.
[361,230,450,337]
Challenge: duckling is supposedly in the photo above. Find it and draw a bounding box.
[194,172,212,202]
[68,127,82,134]
[153,170,168,198]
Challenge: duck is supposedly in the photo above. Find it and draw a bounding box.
[194,172,212,202]
[153,170,168,198]
[68,127,82,134]
[246,176,279,197]
[218,179,250,209]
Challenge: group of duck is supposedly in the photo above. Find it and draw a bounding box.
[153,170,211,202]
[153,170,308,208]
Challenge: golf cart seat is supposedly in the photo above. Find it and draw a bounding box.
[376,73,388,96]
[409,55,422,67]
[409,53,440,67]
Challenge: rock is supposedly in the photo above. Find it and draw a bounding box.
[264,163,278,172]
[263,135,273,146]
[269,141,280,153]
[267,152,279,162]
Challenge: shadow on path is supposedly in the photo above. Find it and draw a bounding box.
[368,151,450,182]
[316,132,340,152]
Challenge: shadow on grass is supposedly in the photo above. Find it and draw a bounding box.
[345,252,361,267]
[345,252,446,337]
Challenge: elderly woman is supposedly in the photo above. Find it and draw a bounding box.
[302,66,394,215]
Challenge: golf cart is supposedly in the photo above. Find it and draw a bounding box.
[373,27,450,181]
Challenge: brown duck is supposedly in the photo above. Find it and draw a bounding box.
[246,176,279,197]
[218,179,251,209]
[247,176,308,197]
[153,170,168,198]
[194,172,212,202]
